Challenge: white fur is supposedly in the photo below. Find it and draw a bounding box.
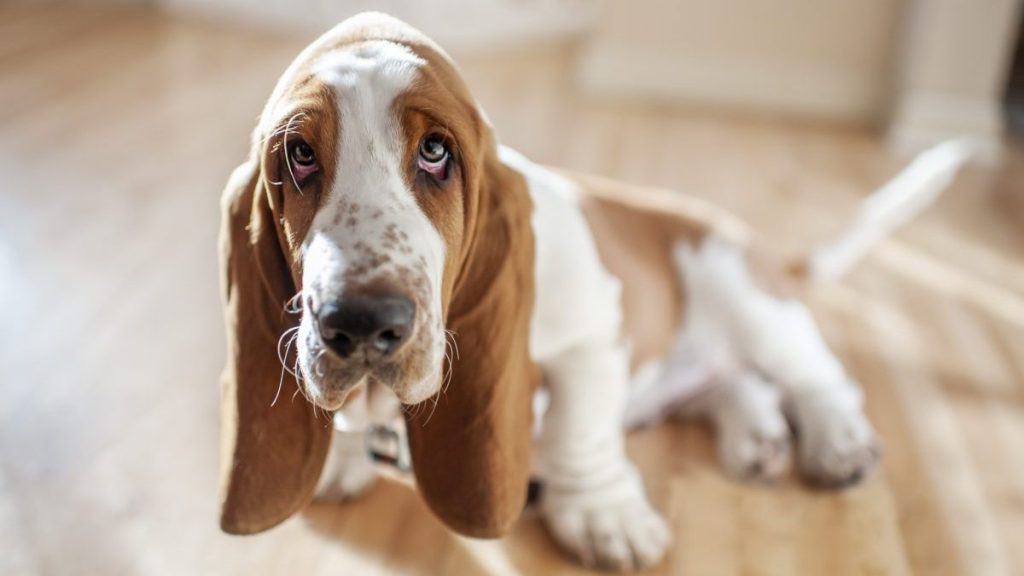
[501,147,671,570]
[700,372,791,480]
[315,381,410,502]
[641,239,879,484]
[295,41,447,407]
[807,138,975,281]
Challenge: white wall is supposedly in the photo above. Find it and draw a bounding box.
[154,0,1023,153]
[576,0,902,122]
[155,0,599,52]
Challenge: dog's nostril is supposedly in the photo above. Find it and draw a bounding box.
[327,332,356,357]
[316,295,415,359]
[373,328,406,352]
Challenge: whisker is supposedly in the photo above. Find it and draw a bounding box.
[422,396,439,425]
[272,332,300,407]
[281,112,306,196]
[272,326,303,407]
[440,329,457,394]
[276,326,300,365]
[445,329,460,360]
[291,352,316,414]
[423,373,448,426]
[281,336,302,379]
[421,328,461,426]
[441,340,454,393]
[284,290,304,314]
[260,112,309,146]
[314,349,327,378]
[293,352,328,422]
[288,343,312,406]
[404,398,424,420]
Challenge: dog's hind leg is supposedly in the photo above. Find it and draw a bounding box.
[673,238,879,487]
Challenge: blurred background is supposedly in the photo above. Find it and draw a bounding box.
[1,1,1022,575]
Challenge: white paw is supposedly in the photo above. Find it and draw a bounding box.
[717,414,791,482]
[540,474,671,571]
[709,373,792,482]
[792,392,880,487]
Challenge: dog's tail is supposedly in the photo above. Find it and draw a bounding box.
[796,139,978,282]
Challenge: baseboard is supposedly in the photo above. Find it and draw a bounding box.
[888,91,1005,164]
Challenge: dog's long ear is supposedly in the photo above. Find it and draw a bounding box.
[218,155,331,535]
[404,145,540,538]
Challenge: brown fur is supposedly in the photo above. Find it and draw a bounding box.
[218,14,538,539]
[559,170,753,367]
[218,76,339,535]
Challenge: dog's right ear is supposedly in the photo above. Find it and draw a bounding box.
[217,155,332,535]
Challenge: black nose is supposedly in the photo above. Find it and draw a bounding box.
[316,295,415,359]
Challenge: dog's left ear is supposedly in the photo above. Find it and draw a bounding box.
[217,155,332,535]
[404,145,541,538]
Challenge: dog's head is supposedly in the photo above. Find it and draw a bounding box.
[218,13,538,538]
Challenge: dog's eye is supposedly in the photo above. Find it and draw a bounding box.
[287,141,319,184]
[419,136,447,163]
[290,142,317,167]
[417,135,449,180]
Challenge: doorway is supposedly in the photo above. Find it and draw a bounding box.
[1006,7,1024,139]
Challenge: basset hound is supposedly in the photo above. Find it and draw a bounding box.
[218,12,974,571]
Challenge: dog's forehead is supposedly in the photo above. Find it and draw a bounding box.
[259,13,453,134]
[313,41,425,97]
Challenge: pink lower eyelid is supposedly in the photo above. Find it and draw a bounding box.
[292,162,318,181]
[418,158,447,179]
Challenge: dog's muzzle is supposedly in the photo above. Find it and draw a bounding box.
[316,294,415,360]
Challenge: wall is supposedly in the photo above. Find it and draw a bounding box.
[889,0,1023,158]
[576,0,902,122]
[140,0,1024,154]
[154,0,599,52]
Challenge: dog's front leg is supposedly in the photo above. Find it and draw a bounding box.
[536,338,671,571]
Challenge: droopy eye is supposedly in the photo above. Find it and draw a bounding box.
[417,135,449,180]
[289,142,316,167]
[287,141,318,183]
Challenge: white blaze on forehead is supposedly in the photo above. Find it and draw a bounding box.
[303,40,444,315]
[315,40,425,94]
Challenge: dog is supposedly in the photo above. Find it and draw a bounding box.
[217,12,973,571]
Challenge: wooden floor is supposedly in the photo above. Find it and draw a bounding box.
[2,7,1023,576]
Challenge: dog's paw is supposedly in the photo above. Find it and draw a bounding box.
[709,373,792,482]
[718,420,792,482]
[792,393,880,487]
[540,474,671,571]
